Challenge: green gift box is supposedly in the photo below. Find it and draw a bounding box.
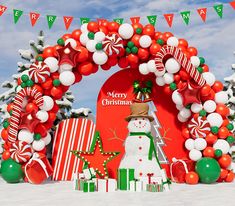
[83,181,96,192]
[117,168,135,190]
[146,183,163,192]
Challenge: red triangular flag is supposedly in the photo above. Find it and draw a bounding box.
[164,14,174,27]
[63,16,73,30]
[197,8,207,22]
[29,12,40,26]
[230,1,235,10]
[130,16,140,24]
[0,5,7,16]
[97,18,106,25]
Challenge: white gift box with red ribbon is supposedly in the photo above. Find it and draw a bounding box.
[96,178,116,192]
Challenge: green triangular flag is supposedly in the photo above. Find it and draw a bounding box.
[13,9,23,24]
[147,15,157,26]
[80,17,90,24]
[180,11,190,25]
[113,18,124,24]
[214,4,223,18]
[47,15,56,29]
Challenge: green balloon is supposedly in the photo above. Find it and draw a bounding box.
[214,149,222,157]
[195,157,220,184]
[1,158,24,183]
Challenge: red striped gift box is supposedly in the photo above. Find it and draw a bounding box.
[52,118,96,181]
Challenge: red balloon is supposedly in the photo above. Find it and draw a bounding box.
[203,147,215,158]
[43,47,57,58]
[138,48,149,60]
[143,24,155,36]
[179,70,190,81]
[25,103,38,113]
[92,64,99,73]
[174,74,181,83]
[218,154,232,169]
[1,129,8,141]
[201,89,215,102]
[177,45,187,53]
[7,103,14,113]
[51,72,60,80]
[182,128,190,139]
[187,47,198,56]
[51,87,63,99]
[107,55,118,67]
[32,85,43,94]
[185,172,199,184]
[212,81,224,93]
[51,103,60,113]
[2,150,11,160]
[200,84,211,96]
[127,54,139,64]
[205,133,218,145]
[131,34,141,47]
[149,43,161,55]
[220,168,229,179]
[48,112,57,123]
[132,23,143,31]
[76,46,89,62]
[107,22,119,32]
[34,124,47,138]
[154,32,162,40]
[216,104,230,117]
[41,78,53,90]
[163,32,173,41]
[54,45,63,51]
[87,22,99,32]
[71,29,82,41]
[218,127,229,139]
[163,85,172,95]
[77,62,93,76]
[101,63,111,71]
[118,57,129,69]
[62,33,72,41]
[225,171,235,182]
[202,64,209,72]
[178,39,188,48]
[99,26,108,35]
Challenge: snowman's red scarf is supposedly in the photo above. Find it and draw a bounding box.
[129,132,162,169]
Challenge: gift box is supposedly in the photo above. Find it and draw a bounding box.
[139,176,162,190]
[117,168,135,190]
[52,118,96,181]
[146,183,163,192]
[73,173,85,190]
[161,169,171,192]
[83,181,96,192]
[96,178,116,192]
[83,168,96,180]
[170,158,195,183]
[129,180,142,192]
[24,152,53,184]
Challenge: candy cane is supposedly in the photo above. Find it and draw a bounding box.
[8,87,44,143]
[155,45,206,86]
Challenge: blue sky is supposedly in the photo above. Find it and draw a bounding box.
[0,0,235,114]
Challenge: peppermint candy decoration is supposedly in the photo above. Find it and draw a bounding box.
[29,62,50,83]
[188,116,210,138]
[102,33,123,55]
[10,141,33,163]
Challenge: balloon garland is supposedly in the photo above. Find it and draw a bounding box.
[1,20,234,184]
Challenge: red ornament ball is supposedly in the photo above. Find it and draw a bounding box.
[185,172,199,184]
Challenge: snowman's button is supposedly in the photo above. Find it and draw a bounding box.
[139,172,143,176]
[139,147,142,150]
[139,136,142,139]
[139,158,142,162]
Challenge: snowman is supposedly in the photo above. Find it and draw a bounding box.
[119,102,162,179]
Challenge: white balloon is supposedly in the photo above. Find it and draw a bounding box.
[163,73,174,84]
[139,63,149,75]
[86,40,97,52]
[154,68,166,77]
[185,138,195,151]
[32,139,46,151]
[40,96,54,111]
[176,104,184,111]
[81,23,88,33]
[191,103,203,113]
[167,36,179,47]
[92,51,108,65]
[59,64,73,72]
[165,58,181,74]
[147,60,156,72]
[43,132,51,145]
[36,110,49,123]
[172,90,183,105]
[213,139,230,154]
[177,113,188,122]
[94,31,105,42]
[202,72,216,86]
[156,77,165,86]
[179,108,191,119]
[0,145,3,154]
[59,71,75,86]
[189,149,202,161]
[18,129,34,144]
[203,100,216,113]
[190,56,200,67]
[215,91,228,104]
[194,138,207,151]
[139,35,152,48]
[44,57,59,73]
[207,112,223,127]
[118,23,134,39]
[80,32,89,46]
[65,38,77,49]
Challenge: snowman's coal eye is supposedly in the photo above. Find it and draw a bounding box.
[135,118,137,120]
[142,118,144,120]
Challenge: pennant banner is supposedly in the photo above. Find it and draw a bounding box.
[130,16,140,24]
[181,11,190,25]
[0,5,7,16]
[30,12,40,27]
[47,15,56,29]
[113,18,124,24]
[63,16,73,30]
[13,9,23,24]
[147,15,157,26]
[214,4,223,18]
[230,1,235,10]
[197,8,207,22]
[164,14,174,27]
[80,17,90,25]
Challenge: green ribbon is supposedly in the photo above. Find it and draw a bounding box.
[163,178,172,185]
[130,132,162,169]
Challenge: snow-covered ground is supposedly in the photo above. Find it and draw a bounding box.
[0,178,234,206]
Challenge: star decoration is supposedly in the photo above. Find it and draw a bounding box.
[178,80,201,106]
[19,111,41,133]
[56,43,79,67]
[72,131,120,178]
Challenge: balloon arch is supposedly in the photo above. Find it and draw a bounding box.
[2,20,234,183]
